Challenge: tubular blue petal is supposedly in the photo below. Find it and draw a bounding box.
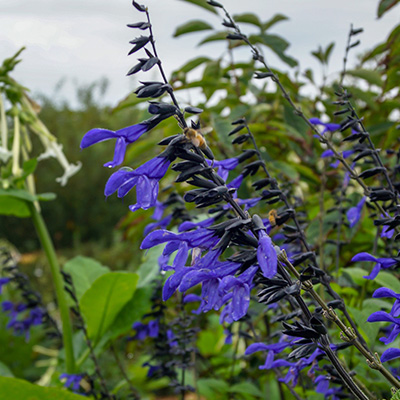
[257,232,277,278]
[352,252,378,263]
[245,343,270,355]
[367,311,397,323]
[392,301,400,317]
[141,229,178,249]
[117,123,148,142]
[80,128,118,148]
[104,137,127,168]
[363,263,382,280]
[381,348,400,362]
[232,284,250,321]
[380,325,400,345]
[373,287,398,299]
[104,169,137,197]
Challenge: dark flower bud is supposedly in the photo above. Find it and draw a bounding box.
[184,106,203,114]
[228,124,246,136]
[232,134,250,144]
[358,167,385,179]
[254,72,274,79]
[127,22,151,30]
[128,36,150,55]
[237,149,257,163]
[232,118,245,125]
[227,33,245,40]
[207,0,223,8]
[132,1,146,12]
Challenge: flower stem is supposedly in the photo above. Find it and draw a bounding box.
[27,201,75,373]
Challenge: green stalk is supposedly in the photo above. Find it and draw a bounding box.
[27,201,75,373]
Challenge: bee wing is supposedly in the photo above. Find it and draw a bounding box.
[198,127,213,136]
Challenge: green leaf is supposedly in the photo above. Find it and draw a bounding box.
[346,69,383,87]
[22,158,38,178]
[343,267,369,286]
[197,378,229,399]
[375,271,400,292]
[0,188,36,202]
[176,56,211,73]
[177,0,218,14]
[105,287,152,340]
[173,20,213,37]
[0,196,31,217]
[324,42,335,63]
[262,14,288,31]
[228,382,263,397]
[198,31,229,46]
[377,0,400,18]
[233,13,262,28]
[0,376,83,400]
[36,192,56,202]
[80,272,139,345]
[63,256,110,302]
[137,246,163,288]
[0,362,13,378]
[348,305,380,345]
[283,105,308,137]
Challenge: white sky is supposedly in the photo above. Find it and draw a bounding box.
[0,0,399,107]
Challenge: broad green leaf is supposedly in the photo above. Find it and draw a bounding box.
[0,188,36,202]
[377,0,400,18]
[375,271,400,292]
[233,13,262,28]
[80,272,139,345]
[0,362,13,378]
[228,382,263,397]
[262,14,288,31]
[346,69,383,87]
[173,20,213,38]
[176,56,211,74]
[0,376,83,400]
[197,378,229,399]
[137,245,163,288]
[105,287,152,340]
[343,267,369,286]
[198,31,229,46]
[0,196,30,217]
[63,256,110,302]
[348,305,380,345]
[178,0,218,14]
[283,105,309,137]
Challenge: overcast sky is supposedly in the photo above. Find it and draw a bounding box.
[0,0,399,107]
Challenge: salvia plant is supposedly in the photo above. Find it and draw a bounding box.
[1,0,400,399]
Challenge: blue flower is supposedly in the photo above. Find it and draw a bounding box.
[321,149,354,168]
[346,196,366,228]
[381,348,400,362]
[60,373,84,392]
[310,118,341,135]
[0,277,10,294]
[351,252,399,280]
[207,158,239,181]
[81,123,148,168]
[2,301,43,340]
[105,155,171,212]
[257,230,277,278]
[373,287,400,316]
[367,311,400,344]
[218,266,258,321]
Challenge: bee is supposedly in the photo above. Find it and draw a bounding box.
[183,126,214,160]
[268,209,278,227]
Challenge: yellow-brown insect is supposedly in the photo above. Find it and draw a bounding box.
[268,209,278,227]
[183,127,214,159]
